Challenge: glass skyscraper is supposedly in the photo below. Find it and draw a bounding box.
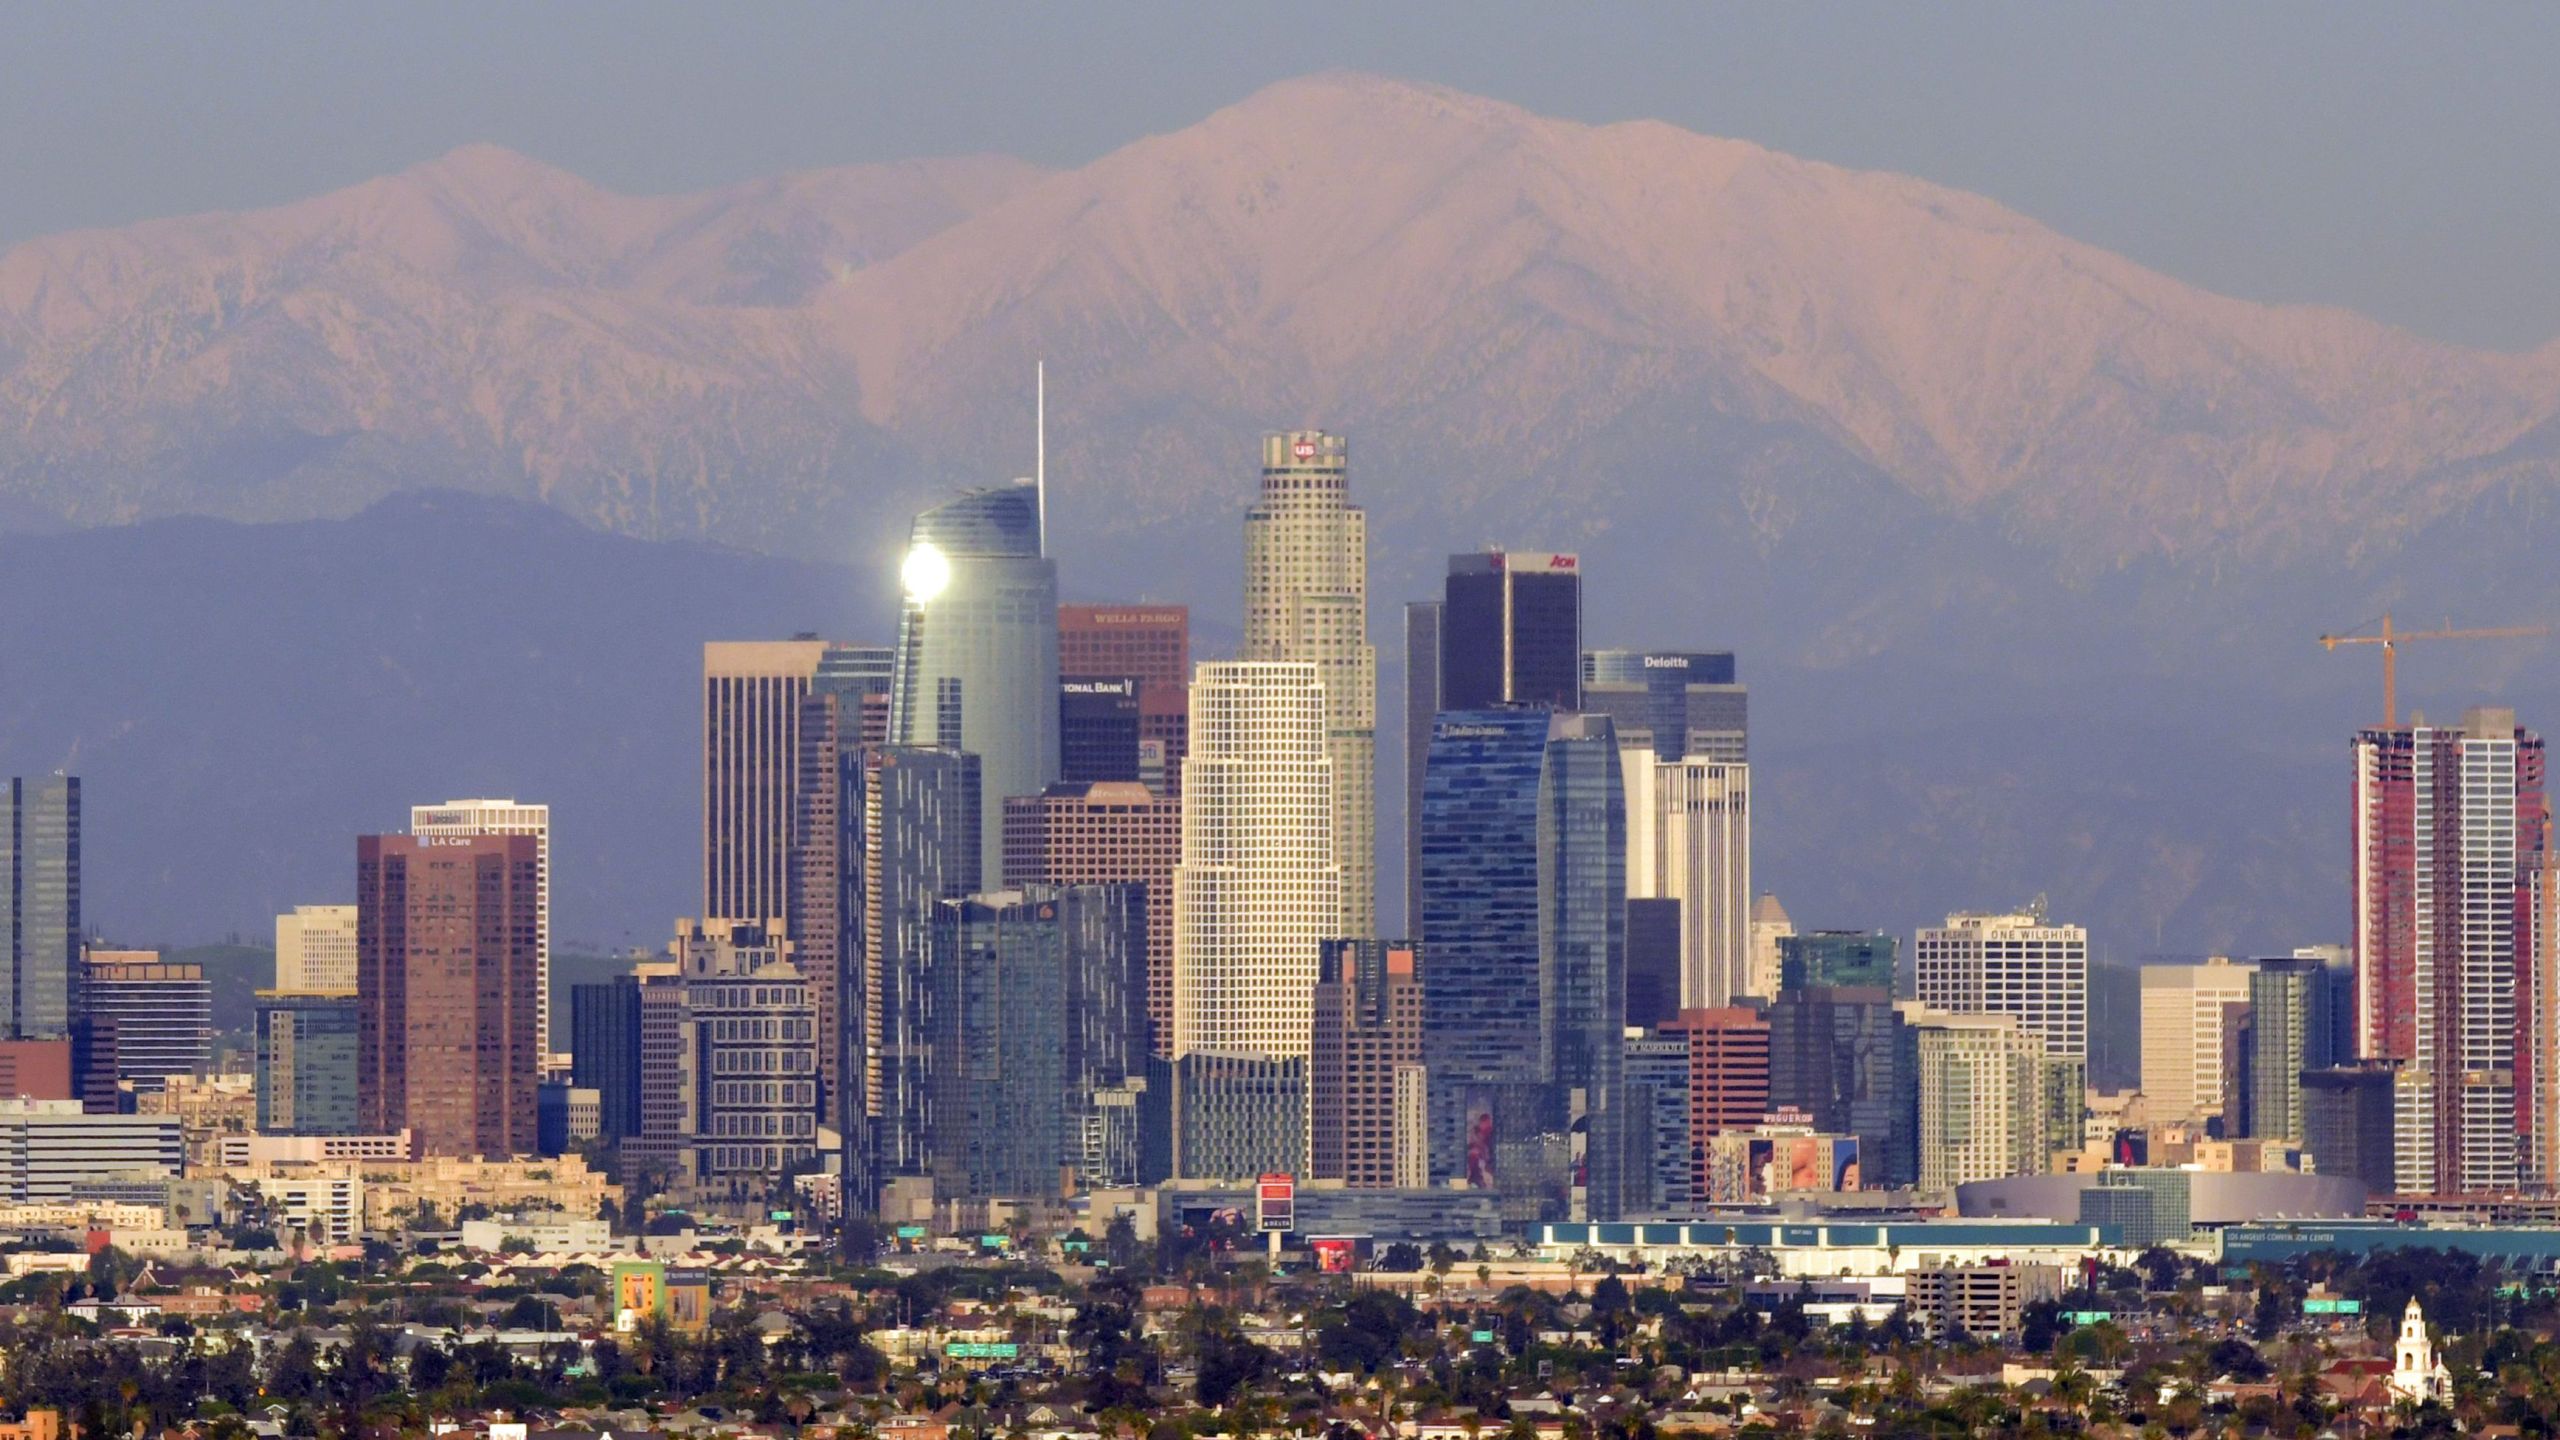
[862,746,982,1188]
[1538,712,1626,1219]
[890,481,1060,881]
[0,776,78,1040]
[1417,708,1628,1220]
[930,883,1146,1199]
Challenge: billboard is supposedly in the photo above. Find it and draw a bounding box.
[1256,1173,1295,1234]
[1309,1236,1365,1273]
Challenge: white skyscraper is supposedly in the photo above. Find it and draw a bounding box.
[1172,662,1342,1060]
[1242,431,1375,939]
[273,904,358,994]
[2137,957,2258,1124]
[411,798,553,1056]
[1916,906,2089,1155]
[1626,759,1752,1006]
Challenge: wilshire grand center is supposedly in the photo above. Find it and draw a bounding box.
[890,480,1062,881]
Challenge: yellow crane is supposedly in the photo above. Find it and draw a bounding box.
[2318,611,2550,728]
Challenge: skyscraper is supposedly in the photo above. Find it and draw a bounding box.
[357,833,540,1159]
[2353,707,2549,1193]
[1440,550,1583,711]
[570,976,644,1144]
[412,799,552,1057]
[862,746,982,1184]
[1400,599,1442,938]
[1660,1006,1772,1203]
[1539,712,1628,1219]
[1630,759,1752,1007]
[1907,1007,2050,1190]
[254,991,360,1135]
[1242,431,1375,938]
[704,639,830,929]
[890,481,1061,881]
[1308,939,1425,1189]
[1581,650,1747,764]
[1416,708,1627,1217]
[0,776,79,1040]
[1002,781,1181,1055]
[76,950,210,1092]
[666,919,820,1196]
[792,641,894,1133]
[1172,661,1340,1061]
[2138,957,2257,1125]
[1058,678,1144,785]
[274,905,359,993]
[1625,899,1684,1030]
[929,885,1145,1199]
[1767,986,1916,1189]
[2249,957,2342,1143]
[1059,605,1190,793]
[1417,710,1552,1097]
[1746,893,1794,1002]
[1914,908,2089,1139]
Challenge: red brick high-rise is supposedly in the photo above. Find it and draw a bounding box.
[1003,781,1181,1055]
[1309,939,1423,1187]
[1058,606,1189,794]
[358,834,540,1158]
[1663,1005,1771,1202]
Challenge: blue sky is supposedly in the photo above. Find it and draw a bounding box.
[7,2,2555,349]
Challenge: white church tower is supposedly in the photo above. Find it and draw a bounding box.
[2390,1295,2450,1404]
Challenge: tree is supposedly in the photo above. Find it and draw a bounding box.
[1379,1242,1425,1273]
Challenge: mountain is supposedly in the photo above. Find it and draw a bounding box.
[2,73,2558,967]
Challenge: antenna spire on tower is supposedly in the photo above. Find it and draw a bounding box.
[1036,360,1047,554]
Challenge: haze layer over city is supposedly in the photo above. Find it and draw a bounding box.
[4,10,2560,1439]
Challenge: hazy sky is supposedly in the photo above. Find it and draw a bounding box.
[8,3,2556,350]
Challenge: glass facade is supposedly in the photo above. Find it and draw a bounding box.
[1417,708,1628,1220]
[1539,712,1625,1219]
[570,976,644,1142]
[2248,958,2339,1143]
[1766,985,1917,1188]
[1580,650,1746,763]
[1779,930,1899,993]
[0,776,79,1040]
[863,746,982,1187]
[255,992,361,1135]
[928,882,1144,1201]
[890,483,1060,880]
[1058,677,1143,785]
[1442,552,1582,711]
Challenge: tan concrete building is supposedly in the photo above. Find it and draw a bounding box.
[1241,431,1375,940]
[1003,781,1181,1055]
[274,904,359,993]
[2140,957,2258,1124]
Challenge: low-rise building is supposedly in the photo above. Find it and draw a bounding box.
[1906,1262,2068,1340]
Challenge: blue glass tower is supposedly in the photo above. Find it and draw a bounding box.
[1417,709,1628,1220]
[890,482,1060,880]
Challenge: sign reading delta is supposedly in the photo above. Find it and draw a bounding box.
[1255,1172,1295,1233]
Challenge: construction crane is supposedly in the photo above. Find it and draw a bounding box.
[2317,611,2550,728]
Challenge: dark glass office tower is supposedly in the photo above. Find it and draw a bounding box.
[862,746,982,1190]
[1626,899,1683,1029]
[1417,707,1628,1220]
[0,776,79,1039]
[1539,712,1627,1219]
[1419,710,1552,1089]
[1058,677,1143,785]
[1401,600,1442,939]
[890,482,1060,880]
[1766,985,1916,1188]
[570,976,645,1143]
[930,883,1146,1199]
[1442,552,1582,712]
[1580,650,1747,763]
[1779,931,1899,993]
